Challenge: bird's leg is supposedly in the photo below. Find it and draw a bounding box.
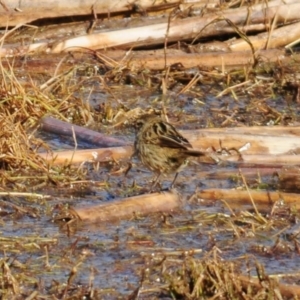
[170,172,179,189]
[122,161,133,187]
[123,149,137,186]
[150,173,161,192]
[124,161,132,177]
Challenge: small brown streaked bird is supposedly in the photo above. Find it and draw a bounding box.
[134,117,206,190]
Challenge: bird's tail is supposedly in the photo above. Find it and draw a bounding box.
[184,149,206,157]
[185,149,221,163]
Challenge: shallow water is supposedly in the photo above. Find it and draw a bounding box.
[2,84,300,297]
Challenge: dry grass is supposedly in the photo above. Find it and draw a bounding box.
[0,59,92,190]
[2,203,300,299]
[0,10,300,298]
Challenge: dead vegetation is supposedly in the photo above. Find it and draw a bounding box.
[1,0,300,298]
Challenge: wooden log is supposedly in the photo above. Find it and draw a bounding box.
[38,148,300,166]
[48,2,300,53]
[205,167,280,180]
[3,1,300,56]
[71,190,182,223]
[3,47,285,70]
[223,154,300,166]
[1,0,299,28]
[0,0,180,26]
[183,130,300,155]
[40,116,128,147]
[40,120,300,152]
[38,146,133,165]
[198,188,300,209]
[118,49,284,70]
[191,125,300,137]
[229,21,300,51]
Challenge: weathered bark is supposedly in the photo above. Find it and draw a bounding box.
[2,48,287,71]
[38,2,300,53]
[1,1,300,57]
[40,116,128,147]
[71,189,182,223]
[184,129,300,155]
[1,0,299,27]
[0,0,181,26]
[229,21,300,51]
[38,146,133,165]
[198,189,300,209]
[224,154,300,165]
[111,49,284,70]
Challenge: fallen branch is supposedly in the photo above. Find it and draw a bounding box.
[198,188,300,209]
[3,1,300,56]
[223,154,300,165]
[0,0,180,26]
[112,49,285,70]
[229,21,300,51]
[70,189,181,223]
[39,2,300,53]
[184,130,300,155]
[194,125,300,136]
[205,167,280,180]
[40,116,128,147]
[38,146,133,165]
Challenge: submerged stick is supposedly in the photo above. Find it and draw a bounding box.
[40,116,128,147]
[38,146,133,165]
[191,125,300,136]
[224,154,300,165]
[229,20,300,51]
[71,190,182,223]
[121,49,284,70]
[198,189,300,209]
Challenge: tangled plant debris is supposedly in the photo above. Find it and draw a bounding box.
[1,0,300,298]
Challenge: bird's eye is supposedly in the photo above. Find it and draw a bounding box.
[136,120,145,129]
[153,122,167,136]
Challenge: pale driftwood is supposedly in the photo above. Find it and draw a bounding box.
[38,146,133,165]
[72,190,181,223]
[229,21,300,51]
[198,189,300,209]
[192,125,300,137]
[107,49,284,70]
[205,167,280,180]
[46,2,300,53]
[40,116,128,147]
[2,46,284,69]
[183,130,300,155]
[0,0,181,26]
[224,154,300,165]
[0,46,289,72]
[2,1,300,57]
[0,0,298,27]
